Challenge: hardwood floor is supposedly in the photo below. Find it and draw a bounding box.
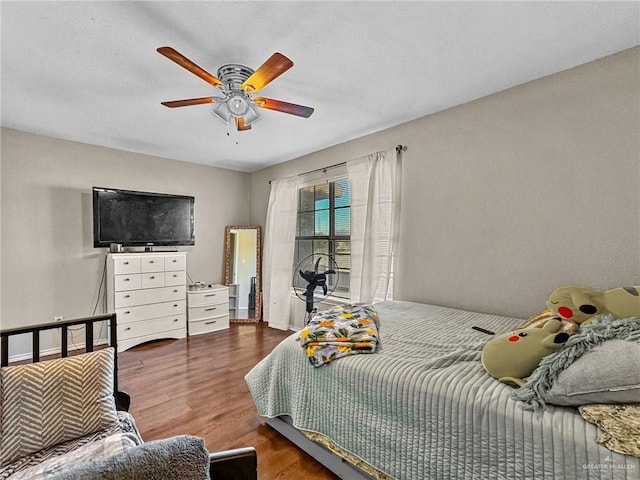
[118,324,339,480]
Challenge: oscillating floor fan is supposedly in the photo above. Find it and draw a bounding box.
[293,253,339,324]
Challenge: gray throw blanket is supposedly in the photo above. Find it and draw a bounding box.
[512,315,640,409]
[49,435,209,480]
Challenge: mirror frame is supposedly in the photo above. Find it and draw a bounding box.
[223,225,262,322]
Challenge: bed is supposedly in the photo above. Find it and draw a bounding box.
[245,301,640,480]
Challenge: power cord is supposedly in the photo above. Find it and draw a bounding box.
[92,253,108,315]
[65,253,109,353]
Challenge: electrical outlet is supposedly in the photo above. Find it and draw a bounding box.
[54,315,64,322]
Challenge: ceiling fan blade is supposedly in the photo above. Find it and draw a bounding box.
[235,117,252,131]
[241,53,293,93]
[161,97,216,108]
[157,46,223,88]
[253,97,314,118]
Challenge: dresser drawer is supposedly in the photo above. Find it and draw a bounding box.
[141,256,164,273]
[119,314,186,340]
[116,300,186,324]
[188,315,229,335]
[113,256,141,275]
[165,271,186,286]
[188,303,228,322]
[114,286,184,308]
[187,288,229,307]
[165,255,186,272]
[140,273,165,289]
[114,274,141,292]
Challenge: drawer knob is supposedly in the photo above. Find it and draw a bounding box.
[205,321,217,325]
[150,260,155,263]
[205,307,216,312]
[124,261,129,265]
[124,327,131,331]
[174,318,179,322]
[173,290,178,293]
[205,294,216,297]
[172,259,177,263]
[150,276,155,279]
[173,304,179,307]
[124,311,130,314]
[124,294,130,298]
[124,278,130,281]
[173,274,178,278]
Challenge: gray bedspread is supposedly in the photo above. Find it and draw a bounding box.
[245,301,640,480]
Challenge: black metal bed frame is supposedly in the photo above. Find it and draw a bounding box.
[0,313,131,410]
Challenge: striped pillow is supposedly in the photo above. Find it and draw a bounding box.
[0,348,117,467]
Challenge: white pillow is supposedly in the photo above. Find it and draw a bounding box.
[546,340,640,406]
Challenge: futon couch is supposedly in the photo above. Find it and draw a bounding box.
[0,346,256,480]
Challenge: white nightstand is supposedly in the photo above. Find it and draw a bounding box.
[187,284,230,335]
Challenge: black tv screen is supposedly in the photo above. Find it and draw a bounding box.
[93,187,195,247]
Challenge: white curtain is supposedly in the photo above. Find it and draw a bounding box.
[347,148,401,304]
[262,175,300,330]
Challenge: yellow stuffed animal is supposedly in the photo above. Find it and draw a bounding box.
[520,309,579,335]
[546,285,640,325]
[481,319,570,387]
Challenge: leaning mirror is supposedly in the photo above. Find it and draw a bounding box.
[223,226,262,322]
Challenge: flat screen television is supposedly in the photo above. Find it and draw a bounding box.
[93,187,195,247]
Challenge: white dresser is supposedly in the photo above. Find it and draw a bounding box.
[106,252,187,352]
[187,284,230,335]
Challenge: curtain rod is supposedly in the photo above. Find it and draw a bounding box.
[268,144,405,184]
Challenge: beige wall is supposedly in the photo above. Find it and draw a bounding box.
[250,47,640,319]
[1,129,249,354]
[1,46,638,348]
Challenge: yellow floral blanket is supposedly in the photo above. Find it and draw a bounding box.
[297,304,380,367]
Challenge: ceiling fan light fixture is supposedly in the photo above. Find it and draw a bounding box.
[244,103,262,126]
[227,92,250,117]
[212,101,231,123]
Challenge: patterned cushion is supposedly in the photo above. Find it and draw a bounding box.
[0,348,117,466]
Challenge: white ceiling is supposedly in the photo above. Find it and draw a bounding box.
[2,2,638,172]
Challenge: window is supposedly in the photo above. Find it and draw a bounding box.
[293,178,350,297]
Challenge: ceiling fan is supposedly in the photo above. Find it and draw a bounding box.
[157,47,314,132]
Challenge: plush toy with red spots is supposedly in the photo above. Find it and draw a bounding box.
[546,285,640,326]
[481,319,570,387]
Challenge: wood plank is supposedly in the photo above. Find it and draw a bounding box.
[118,324,339,480]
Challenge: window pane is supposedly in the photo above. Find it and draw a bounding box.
[315,209,329,236]
[299,212,314,236]
[315,184,330,210]
[299,186,315,212]
[336,271,350,292]
[334,253,350,270]
[326,270,339,290]
[335,179,350,207]
[335,241,350,255]
[313,239,329,255]
[314,254,334,273]
[335,207,350,236]
[295,240,313,267]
